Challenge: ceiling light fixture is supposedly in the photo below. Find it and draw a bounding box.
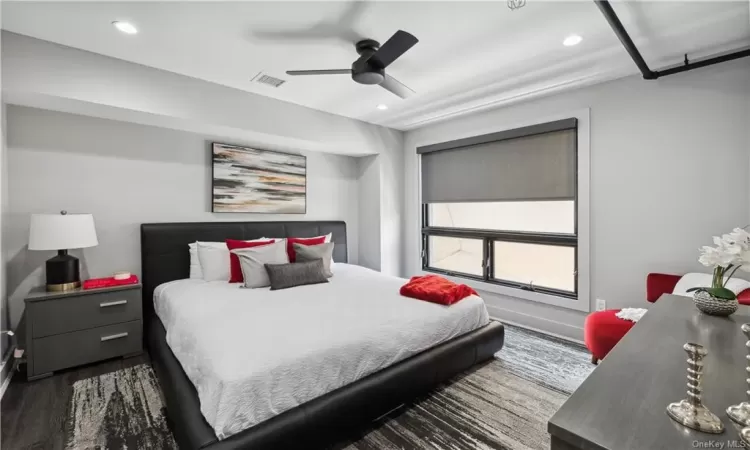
[376,104,388,110]
[112,21,138,35]
[563,35,582,47]
[507,0,526,11]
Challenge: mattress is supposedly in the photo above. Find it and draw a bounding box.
[154,263,490,439]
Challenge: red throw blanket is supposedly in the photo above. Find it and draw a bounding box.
[400,275,478,305]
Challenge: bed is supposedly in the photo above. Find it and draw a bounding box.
[141,221,505,450]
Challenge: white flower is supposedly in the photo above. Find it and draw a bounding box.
[699,245,740,268]
[699,228,750,269]
[699,246,724,267]
[730,228,750,249]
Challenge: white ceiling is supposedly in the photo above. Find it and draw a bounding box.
[2,1,749,130]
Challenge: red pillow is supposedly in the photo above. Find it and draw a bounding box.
[226,239,274,283]
[287,236,326,262]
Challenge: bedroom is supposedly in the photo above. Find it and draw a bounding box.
[0,1,749,449]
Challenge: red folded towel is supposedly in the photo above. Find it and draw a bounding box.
[400,275,478,305]
[83,275,139,290]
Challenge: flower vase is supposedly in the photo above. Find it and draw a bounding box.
[693,290,738,316]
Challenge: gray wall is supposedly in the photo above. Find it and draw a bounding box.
[0,31,396,157]
[404,59,750,341]
[2,32,406,279]
[1,103,8,359]
[357,155,381,271]
[4,106,361,329]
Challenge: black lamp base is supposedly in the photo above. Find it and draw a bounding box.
[46,250,80,292]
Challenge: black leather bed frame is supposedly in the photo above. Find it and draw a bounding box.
[141,221,505,450]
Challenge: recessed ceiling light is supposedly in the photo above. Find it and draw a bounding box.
[563,35,582,47]
[376,104,388,110]
[112,21,138,35]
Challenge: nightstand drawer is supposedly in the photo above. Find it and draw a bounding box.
[33,320,142,375]
[31,289,141,338]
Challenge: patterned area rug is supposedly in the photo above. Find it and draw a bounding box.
[339,325,594,450]
[65,365,176,449]
[64,324,593,450]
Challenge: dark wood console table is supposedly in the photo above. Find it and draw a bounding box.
[549,294,750,450]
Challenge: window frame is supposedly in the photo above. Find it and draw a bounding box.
[419,120,579,300]
[421,206,578,299]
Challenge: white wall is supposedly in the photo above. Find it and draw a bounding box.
[357,155,381,271]
[378,136,405,276]
[1,103,8,358]
[404,59,750,340]
[1,31,400,157]
[2,31,406,282]
[4,106,362,329]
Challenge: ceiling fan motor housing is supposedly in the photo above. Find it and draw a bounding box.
[352,39,385,85]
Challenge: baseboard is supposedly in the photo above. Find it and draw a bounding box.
[0,345,16,400]
[486,304,585,343]
[493,316,585,347]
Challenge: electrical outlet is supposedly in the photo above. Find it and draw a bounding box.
[596,299,606,311]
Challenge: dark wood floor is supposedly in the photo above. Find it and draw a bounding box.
[1,354,150,450]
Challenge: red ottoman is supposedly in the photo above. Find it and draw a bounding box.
[584,309,635,364]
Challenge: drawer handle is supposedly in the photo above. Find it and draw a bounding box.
[100,300,128,308]
[101,332,128,342]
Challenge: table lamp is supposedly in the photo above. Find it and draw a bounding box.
[28,211,98,291]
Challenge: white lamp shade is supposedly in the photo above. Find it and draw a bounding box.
[28,213,99,251]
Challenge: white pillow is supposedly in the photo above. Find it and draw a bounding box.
[197,243,232,282]
[191,239,269,281]
[673,272,750,297]
[188,241,226,279]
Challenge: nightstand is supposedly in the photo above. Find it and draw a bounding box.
[24,284,143,381]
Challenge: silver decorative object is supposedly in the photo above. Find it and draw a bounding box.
[507,0,526,11]
[728,324,750,425]
[666,342,725,433]
[743,427,750,445]
[693,290,738,316]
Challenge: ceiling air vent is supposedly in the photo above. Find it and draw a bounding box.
[252,72,286,88]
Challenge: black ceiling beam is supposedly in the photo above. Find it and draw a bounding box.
[594,0,750,80]
[594,0,657,79]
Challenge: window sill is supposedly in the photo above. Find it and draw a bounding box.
[420,270,590,312]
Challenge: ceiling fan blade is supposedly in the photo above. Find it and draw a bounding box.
[368,30,418,69]
[380,74,416,99]
[286,69,352,76]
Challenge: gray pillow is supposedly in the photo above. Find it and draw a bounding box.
[264,260,329,291]
[293,242,334,278]
[231,240,289,288]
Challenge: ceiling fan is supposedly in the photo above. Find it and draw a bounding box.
[286,30,419,99]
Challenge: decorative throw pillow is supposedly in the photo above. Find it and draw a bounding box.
[264,233,334,265]
[264,260,329,291]
[285,236,326,262]
[231,240,289,288]
[191,239,270,280]
[293,242,334,278]
[226,239,274,283]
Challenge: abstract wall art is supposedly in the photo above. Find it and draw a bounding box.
[212,143,306,213]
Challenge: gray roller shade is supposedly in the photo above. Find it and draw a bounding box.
[420,122,576,203]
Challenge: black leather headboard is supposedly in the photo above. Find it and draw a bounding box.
[140,221,347,321]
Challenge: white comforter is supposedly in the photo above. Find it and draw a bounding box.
[154,263,490,439]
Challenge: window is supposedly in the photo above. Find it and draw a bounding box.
[419,119,578,299]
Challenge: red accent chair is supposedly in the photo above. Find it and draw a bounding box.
[584,273,750,364]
